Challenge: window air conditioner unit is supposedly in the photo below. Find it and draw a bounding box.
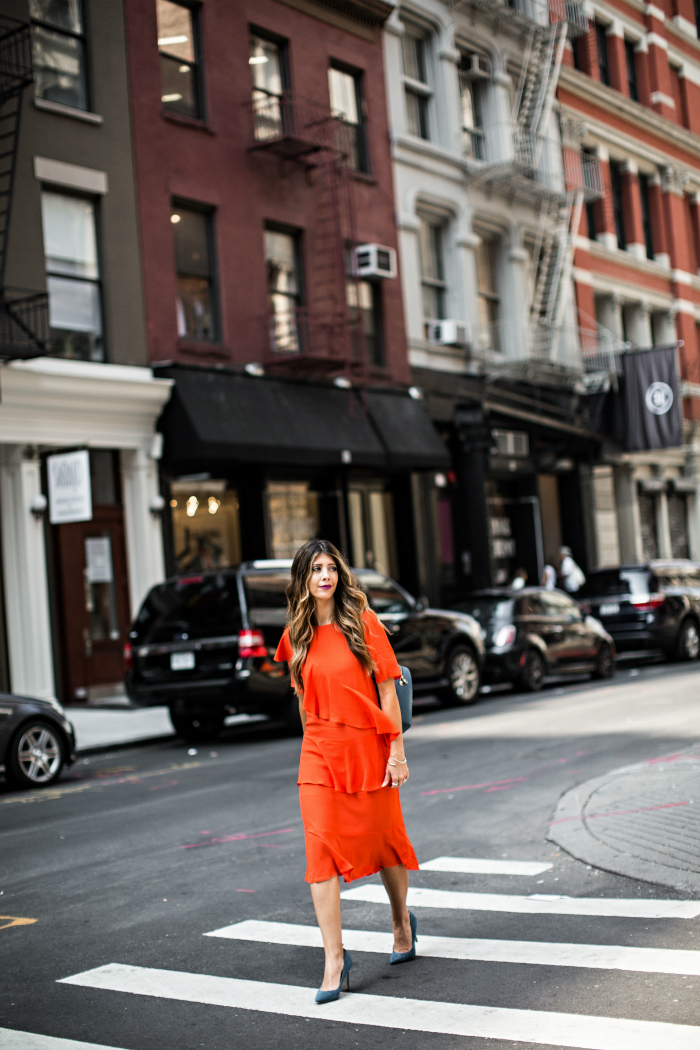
[353,243,397,279]
[463,54,491,80]
[427,320,471,347]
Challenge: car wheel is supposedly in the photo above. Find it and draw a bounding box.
[519,649,545,692]
[169,709,224,741]
[7,721,64,789]
[443,645,481,706]
[592,642,616,679]
[675,619,700,661]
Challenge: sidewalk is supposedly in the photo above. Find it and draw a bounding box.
[548,744,700,894]
[66,705,175,753]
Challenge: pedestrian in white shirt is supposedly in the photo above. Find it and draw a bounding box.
[559,546,586,594]
[511,568,528,590]
[541,564,556,590]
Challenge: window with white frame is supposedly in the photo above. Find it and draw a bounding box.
[459,52,487,159]
[402,24,431,139]
[41,190,103,360]
[475,234,500,351]
[418,215,446,334]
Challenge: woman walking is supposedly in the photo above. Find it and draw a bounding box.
[274,539,419,1003]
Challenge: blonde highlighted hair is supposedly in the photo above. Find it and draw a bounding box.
[286,539,374,695]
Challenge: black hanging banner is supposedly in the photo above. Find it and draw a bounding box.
[622,345,682,451]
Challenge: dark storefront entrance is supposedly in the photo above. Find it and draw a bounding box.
[155,365,449,591]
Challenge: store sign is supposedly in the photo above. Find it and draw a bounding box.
[623,346,682,450]
[47,450,92,524]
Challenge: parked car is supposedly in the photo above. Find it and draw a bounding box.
[577,561,700,661]
[450,588,616,692]
[125,561,485,740]
[0,694,76,789]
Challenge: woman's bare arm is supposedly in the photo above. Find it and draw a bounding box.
[377,677,408,787]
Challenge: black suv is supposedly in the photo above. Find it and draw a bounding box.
[577,561,700,661]
[125,561,484,739]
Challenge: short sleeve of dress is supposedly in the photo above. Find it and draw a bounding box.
[274,626,292,663]
[363,609,401,683]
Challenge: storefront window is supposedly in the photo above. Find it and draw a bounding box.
[84,534,119,642]
[265,481,320,559]
[638,492,658,560]
[170,480,241,572]
[347,484,397,577]
[668,492,689,559]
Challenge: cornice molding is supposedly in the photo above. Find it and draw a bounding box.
[559,66,700,169]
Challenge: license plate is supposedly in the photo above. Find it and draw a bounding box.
[599,603,620,616]
[171,650,195,671]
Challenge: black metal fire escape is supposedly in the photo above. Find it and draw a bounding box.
[0,16,49,360]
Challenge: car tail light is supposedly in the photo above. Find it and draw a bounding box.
[238,629,267,658]
[493,624,516,648]
[124,642,133,670]
[630,594,665,612]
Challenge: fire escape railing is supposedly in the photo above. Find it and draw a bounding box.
[0,15,49,360]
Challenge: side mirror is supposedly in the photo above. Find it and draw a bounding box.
[414,596,427,612]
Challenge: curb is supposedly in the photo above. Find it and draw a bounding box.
[547,744,700,895]
[76,733,178,757]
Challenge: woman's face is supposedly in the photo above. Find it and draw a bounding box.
[307,553,338,602]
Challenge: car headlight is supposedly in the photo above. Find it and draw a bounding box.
[493,624,516,648]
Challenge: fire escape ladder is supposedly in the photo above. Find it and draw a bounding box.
[0,16,50,359]
[529,189,584,362]
[515,21,566,166]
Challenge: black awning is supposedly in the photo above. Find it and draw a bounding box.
[156,366,449,471]
[366,389,450,470]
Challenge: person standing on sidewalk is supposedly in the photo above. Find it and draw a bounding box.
[274,539,419,1004]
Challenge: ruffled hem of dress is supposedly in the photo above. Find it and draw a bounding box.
[297,768,387,793]
[302,684,400,738]
[304,826,420,884]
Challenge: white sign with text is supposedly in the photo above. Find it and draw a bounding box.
[47,450,93,524]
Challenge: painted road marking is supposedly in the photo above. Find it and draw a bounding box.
[58,963,700,1050]
[0,1029,128,1050]
[206,919,700,976]
[341,885,700,919]
[0,916,37,930]
[420,857,553,875]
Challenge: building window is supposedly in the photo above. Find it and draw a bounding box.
[157,0,202,118]
[583,149,598,240]
[695,0,700,38]
[250,32,288,141]
[266,228,301,353]
[418,216,446,329]
[172,204,217,341]
[669,64,687,126]
[402,25,430,139]
[459,55,485,159]
[638,173,654,260]
[41,191,103,361]
[571,36,583,72]
[347,279,383,366]
[595,22,611,87]
[624,39,638,101]
[476,237,500,350]
[328,64,368,173]
[609,161,626,249]
[30,0,87,110]
[265,481,320,560]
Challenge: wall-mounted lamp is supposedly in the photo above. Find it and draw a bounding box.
[30,493,47,520]
[149,494,166,518]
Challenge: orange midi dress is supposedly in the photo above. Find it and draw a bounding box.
[274,610,419,884]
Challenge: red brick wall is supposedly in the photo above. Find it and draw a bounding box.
[123,0,409,383]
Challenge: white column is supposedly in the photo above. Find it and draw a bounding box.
[597,293,623,340]
[625,301,653,348]
[120,447,166,617]
[0,446,55,699]
[655,477,672,558]
[686,441,700,559]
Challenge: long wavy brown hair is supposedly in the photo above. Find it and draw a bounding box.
[286,539,373,695]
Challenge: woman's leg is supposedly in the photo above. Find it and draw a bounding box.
[380,864,412,952]
[309,875,345,989]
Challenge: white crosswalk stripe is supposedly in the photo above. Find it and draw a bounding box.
[58,962,700,1050]
[0,1029,128,1050]
[341,884,700,918]
[206,919,700,976]
[420,856,553,875]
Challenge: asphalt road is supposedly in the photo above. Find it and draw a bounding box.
[2,661,700,1050]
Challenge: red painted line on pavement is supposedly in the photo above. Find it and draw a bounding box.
[179,828,295,849]
[420,777,527,796]
[551,801,690,825]
[236,889,255,893]
[647,752,700,765]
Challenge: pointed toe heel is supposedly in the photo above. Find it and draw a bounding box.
[315,949,353,1004]
[389,910,418,965]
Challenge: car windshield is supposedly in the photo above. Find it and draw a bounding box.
[355,571,413,615]
[133,574,241,643]
[578,569,650,598]
[243,573,290,627]
[452,597,514,622]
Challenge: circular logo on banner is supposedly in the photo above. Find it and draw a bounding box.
[645,381,674,416]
